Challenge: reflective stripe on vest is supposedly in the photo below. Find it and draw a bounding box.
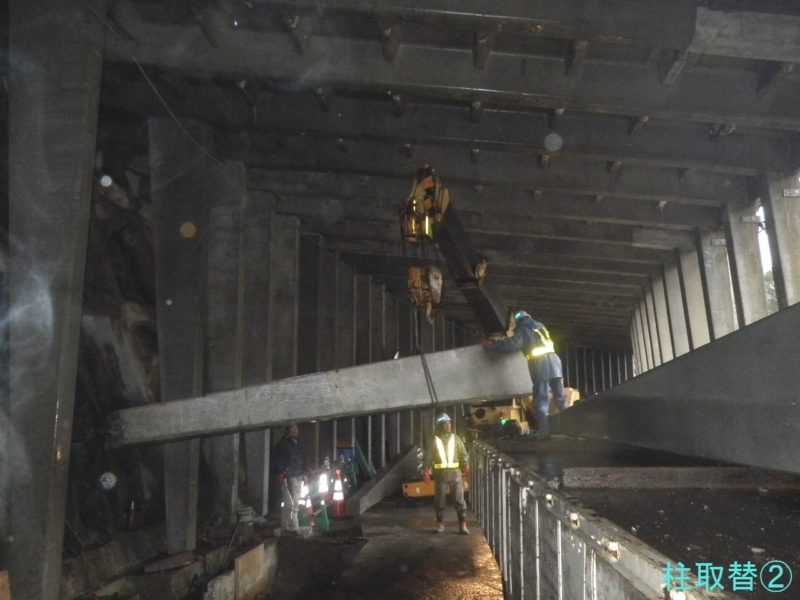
[434,435,459,469]
[526,326,555,360]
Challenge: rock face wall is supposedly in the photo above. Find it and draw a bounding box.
[64,173,164,558]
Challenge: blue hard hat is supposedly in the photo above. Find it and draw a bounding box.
[435,413,451,425]
[514,310,531,321]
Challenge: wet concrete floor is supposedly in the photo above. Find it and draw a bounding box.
[268,500,503,600]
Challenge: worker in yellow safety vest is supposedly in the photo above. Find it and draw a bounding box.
[482,311,565,439]
[423,413,470,534]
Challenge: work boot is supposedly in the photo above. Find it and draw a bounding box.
[459,521,470,535]
[436,521,445,533]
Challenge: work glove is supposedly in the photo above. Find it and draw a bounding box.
[423,468,432,483]
[462,465,471,477]
[480,339,493,348]
[275,472,286,486]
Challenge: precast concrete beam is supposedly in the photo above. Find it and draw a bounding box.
[651,276,674,363]
[252,0,696,47]
[558,303,800,475]
[104,4,800,130]
[663,262,690,357]
[249,143,742,207]
[677,247,710,349]
[107,346,531,447]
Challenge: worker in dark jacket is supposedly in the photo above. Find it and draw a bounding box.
[423,413,470,534]
[483,311,565,439]
[274,423,308,532]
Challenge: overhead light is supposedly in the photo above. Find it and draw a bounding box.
[99,175,113,188]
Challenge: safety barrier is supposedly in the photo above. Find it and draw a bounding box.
[469,441,740,599]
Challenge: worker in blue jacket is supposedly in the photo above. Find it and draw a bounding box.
[482,311,565,439]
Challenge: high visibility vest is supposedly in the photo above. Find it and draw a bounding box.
[434,435,459,469]
[526,326,555,360]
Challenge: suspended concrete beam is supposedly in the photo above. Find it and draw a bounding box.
[104,5,800,131]
[8,1,105,597]
[558,303,800,475]
[107,346,530,447]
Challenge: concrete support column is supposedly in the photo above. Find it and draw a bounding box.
[317,245,338,467]
[695,229,738,340]
[760,172,800,309]
[677,248,711,349]
[268,210,301,473]
[241,191,273,516]
[663,261,690,357]
[356,275,372,365]
[630,322,641,376]
[636,302,652,371]
[204,161,247,524]
[268,213,300,381]
[335,259,356,369]
[725,201,768,325]
[149,118,214,554]
[652,275,674,363]
[297,236,321,466]
[644,287,662,367]
[297,236,321,376]
[8,1,105,595]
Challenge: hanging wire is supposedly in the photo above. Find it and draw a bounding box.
[81,0,222,165]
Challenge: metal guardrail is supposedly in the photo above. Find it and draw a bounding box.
[469,441,742,600]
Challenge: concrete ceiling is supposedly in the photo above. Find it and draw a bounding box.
[96,0,800,350]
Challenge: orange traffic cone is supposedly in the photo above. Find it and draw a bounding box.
[331,469,346,518]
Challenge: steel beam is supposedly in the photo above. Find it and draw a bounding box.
[108,346,532,446]
[433,206,508,334]
[559,303,800,475]
[104,5,800,131]
[8,1,104,596]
